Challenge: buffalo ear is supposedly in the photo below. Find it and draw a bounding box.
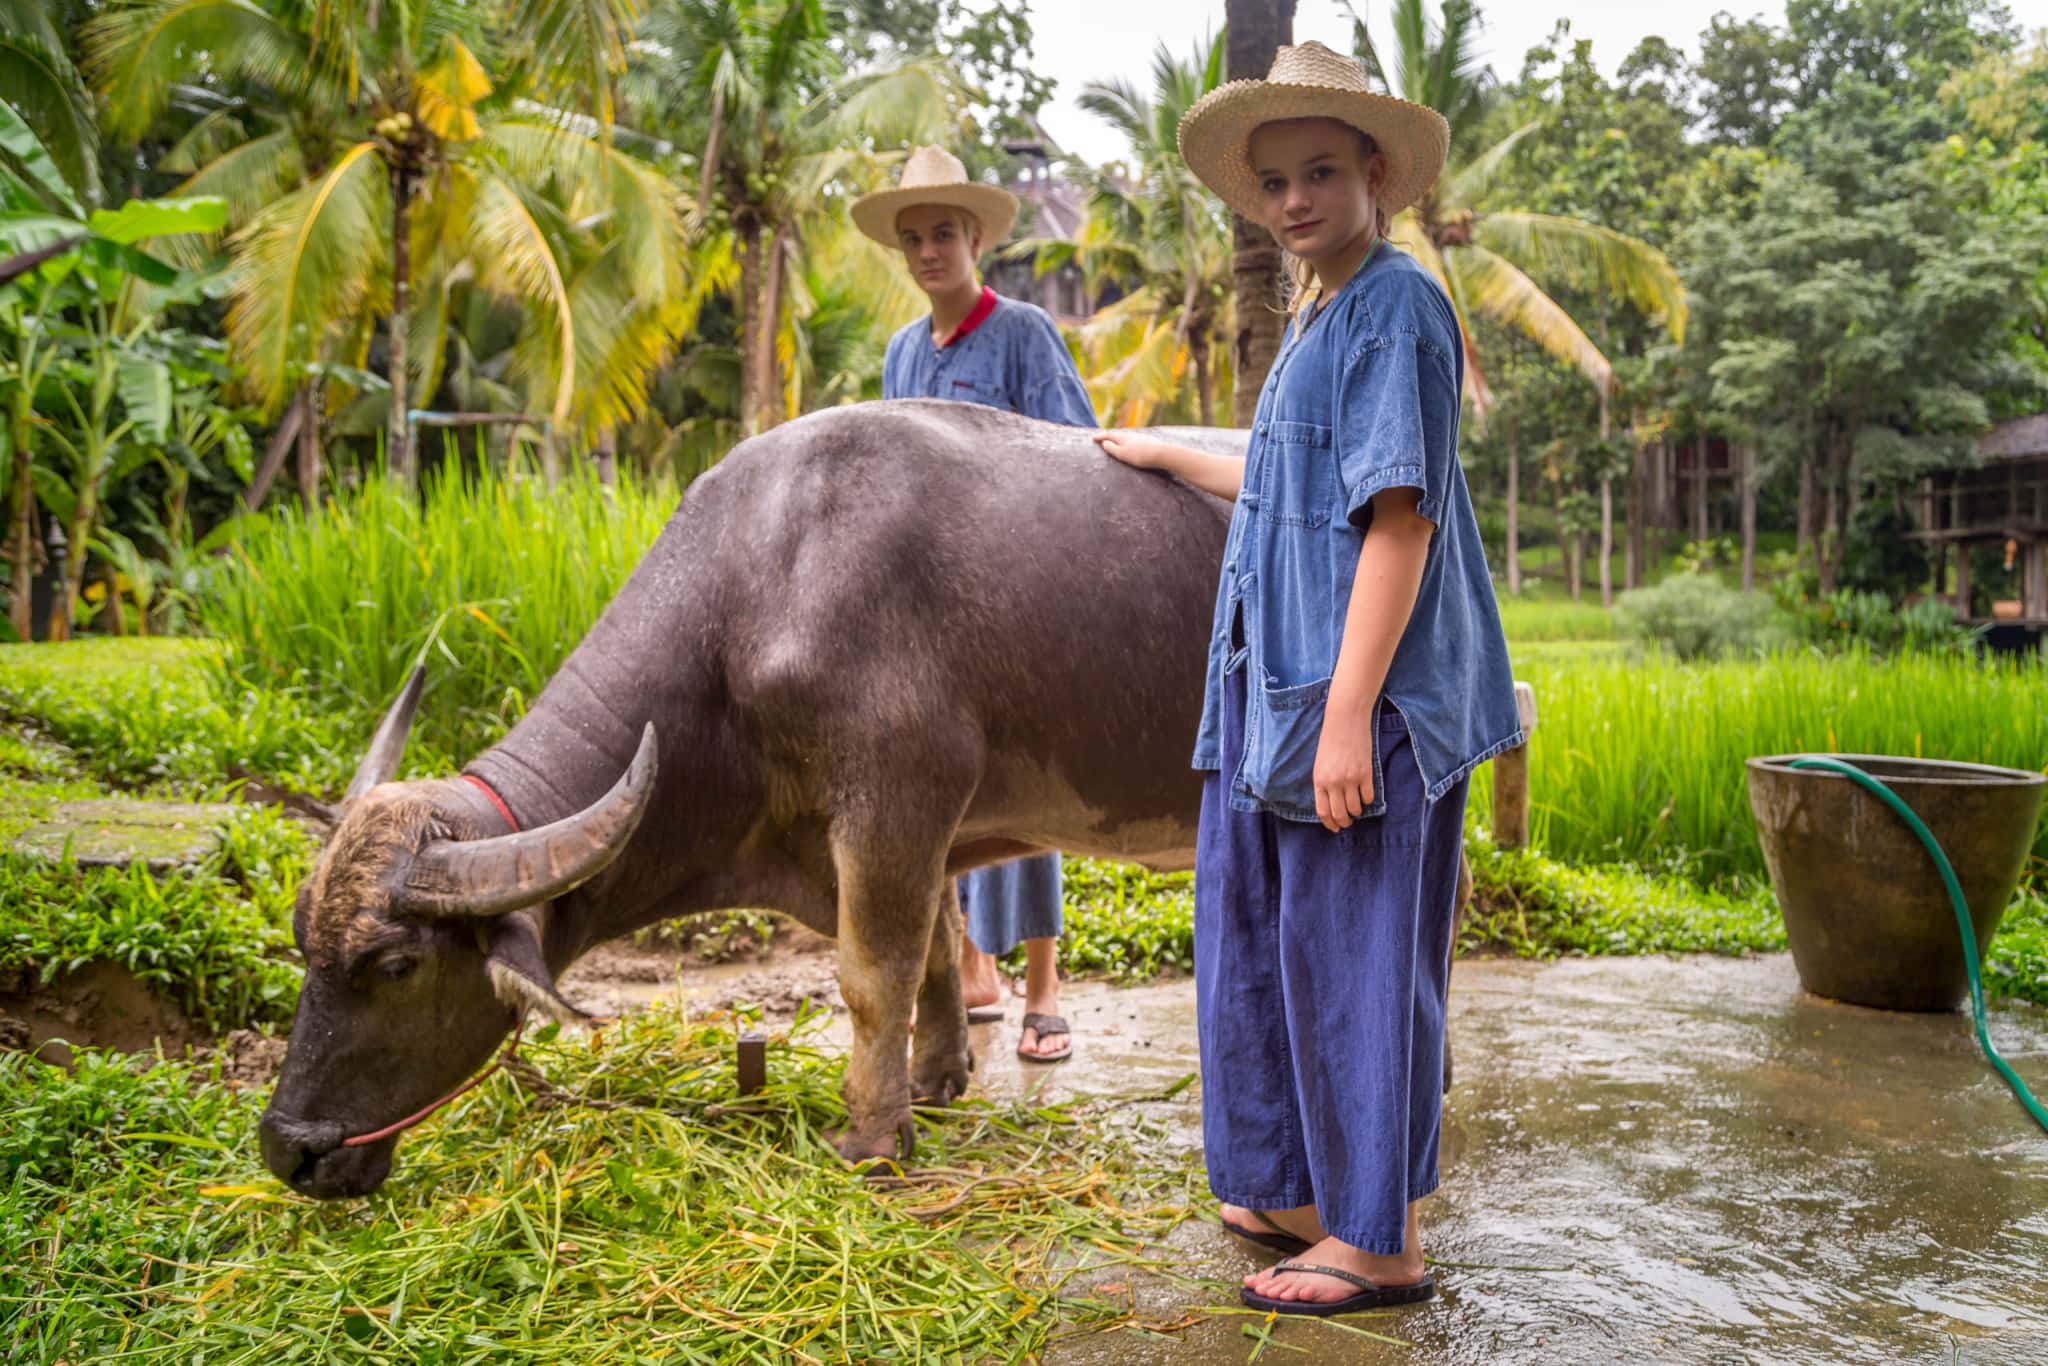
[483,909,591,1027]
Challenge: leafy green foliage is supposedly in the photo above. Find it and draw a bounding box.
[0,802,309,1033]
[1003,858,1196,982]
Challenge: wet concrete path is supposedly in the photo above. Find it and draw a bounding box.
[581,948,2048,1360]
[993,954,2048,1363]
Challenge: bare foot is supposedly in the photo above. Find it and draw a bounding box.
[1241,1203,1426,1302]
[960,939,1003,1011]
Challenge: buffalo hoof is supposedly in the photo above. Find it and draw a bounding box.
[911,1050,972,1106]
[832,1116,916,1169]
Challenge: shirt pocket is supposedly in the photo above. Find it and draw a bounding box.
[945,374,1015,410]
[1259,420,1338,528]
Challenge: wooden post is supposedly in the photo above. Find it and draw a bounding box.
[736,1032,766,1096]
[1955,544,1972,616]
[2025,539,2047,620]
[1492,681,1539,850]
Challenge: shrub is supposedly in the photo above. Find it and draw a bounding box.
[1616,574,1787,660]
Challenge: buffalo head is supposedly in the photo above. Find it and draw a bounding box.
[258,668,657,1199]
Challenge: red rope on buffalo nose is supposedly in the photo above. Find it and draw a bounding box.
[340,1021,526,1148]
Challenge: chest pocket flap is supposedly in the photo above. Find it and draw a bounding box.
[1260,420,1337,528]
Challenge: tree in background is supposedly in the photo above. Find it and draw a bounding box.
[89,0,689,484]
[1016,35,1232,424]
[1361,4,1688,605]
[1224,0,1296,422]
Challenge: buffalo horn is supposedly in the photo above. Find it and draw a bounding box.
[343,665,427,803]
[396,724,658,917]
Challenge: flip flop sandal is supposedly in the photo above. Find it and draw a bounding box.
[1219,1208,1313,1258]
[1016,1011,1073,1063]
[966,1005,1005,1024]
[1239,1259,1435,1317]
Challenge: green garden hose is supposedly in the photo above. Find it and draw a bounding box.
[1788,757,2048,1134]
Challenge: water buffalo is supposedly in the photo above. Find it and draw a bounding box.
[260,399,1255,1197]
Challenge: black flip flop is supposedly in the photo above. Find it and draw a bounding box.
[1239,1259,1435,1317]
[1017,1011,1072,1063]
[966,1005,1005,1024]
[1219,1208,1312,1257]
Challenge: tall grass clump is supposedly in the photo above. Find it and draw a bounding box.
[1469,648,2048,885]
[203,464,675,775]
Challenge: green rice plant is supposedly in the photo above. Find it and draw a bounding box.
[1467,648,2048,887]
[0,1005,1232,1362]
[1495,594,1619,644]
[201,462,675,778]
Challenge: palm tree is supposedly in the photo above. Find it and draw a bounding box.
[1353,0,1687,604]
[0,0,99,207]
[1016,36,1233,425]
[1224,0,1298,421]
[89,0,691,483]
[635,0,962,436]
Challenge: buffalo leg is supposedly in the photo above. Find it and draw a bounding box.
[829,820,950,1165]
[910,879,972,1105]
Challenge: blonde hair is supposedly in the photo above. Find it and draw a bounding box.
[1279,128,1391,315]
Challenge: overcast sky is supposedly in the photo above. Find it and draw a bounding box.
[1024,0,2048,165]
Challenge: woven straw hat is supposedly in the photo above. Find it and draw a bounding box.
[851,146,1018,252]
[1178,41,1449,222]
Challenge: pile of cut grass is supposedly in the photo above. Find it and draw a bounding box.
[0,1004,1284,1362]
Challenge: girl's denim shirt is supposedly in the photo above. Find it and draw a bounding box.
[1192,241,1522,822]
[881,292,1097,428]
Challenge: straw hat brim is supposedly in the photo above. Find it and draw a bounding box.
[1178,82,1449,223]
[851,183,1018,252]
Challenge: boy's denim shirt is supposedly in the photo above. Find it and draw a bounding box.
[1192,241,1522,822]
[882,292,1097,428]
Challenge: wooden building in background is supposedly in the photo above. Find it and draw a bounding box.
[1912,413,2048,635]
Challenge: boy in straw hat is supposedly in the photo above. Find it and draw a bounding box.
[853,144,1097,1064]
[1096,42,1519,1315]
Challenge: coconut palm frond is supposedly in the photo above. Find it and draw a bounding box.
[172,129,306,235]
[0,3,100,204]
[1452,242,1611,393]
[86,0,313,141]
[516,0,639,126]
[1475,211,1688,343]
[1441,121,1538,210]
[824,56,961,146]
[224,139,388,413]
[469,169,578,427]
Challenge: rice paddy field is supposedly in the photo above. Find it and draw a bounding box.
[5,471,2046,1359]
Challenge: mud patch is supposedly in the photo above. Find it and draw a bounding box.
[213,1027,290,1091]
[564,922,843,1021]
[0,959,202,1065]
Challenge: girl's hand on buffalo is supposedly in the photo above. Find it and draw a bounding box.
[1093,431,1172,469]
[1312,700,1377,833]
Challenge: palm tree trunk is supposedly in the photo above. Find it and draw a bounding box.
[1693,432,1709,544]
[753,222,790,433]
[1568,529,1584,602]
[1226,0,1296,425]
[388,163,416,486]
[1191,327,1214,427]
[1797,455,1817,577]
[7,391,32,641]
[1739,441,1757,593]
[296,386,322,511]
[1504,414,1521,596]
[736,210,766,437]
[1626,440,1645,590]
[1598,388,1613,608]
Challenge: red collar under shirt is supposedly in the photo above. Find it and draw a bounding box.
[937,286,1000,348]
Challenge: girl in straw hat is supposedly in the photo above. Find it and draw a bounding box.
[1095,42,1520,1315]
[853,145,1097,1064]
